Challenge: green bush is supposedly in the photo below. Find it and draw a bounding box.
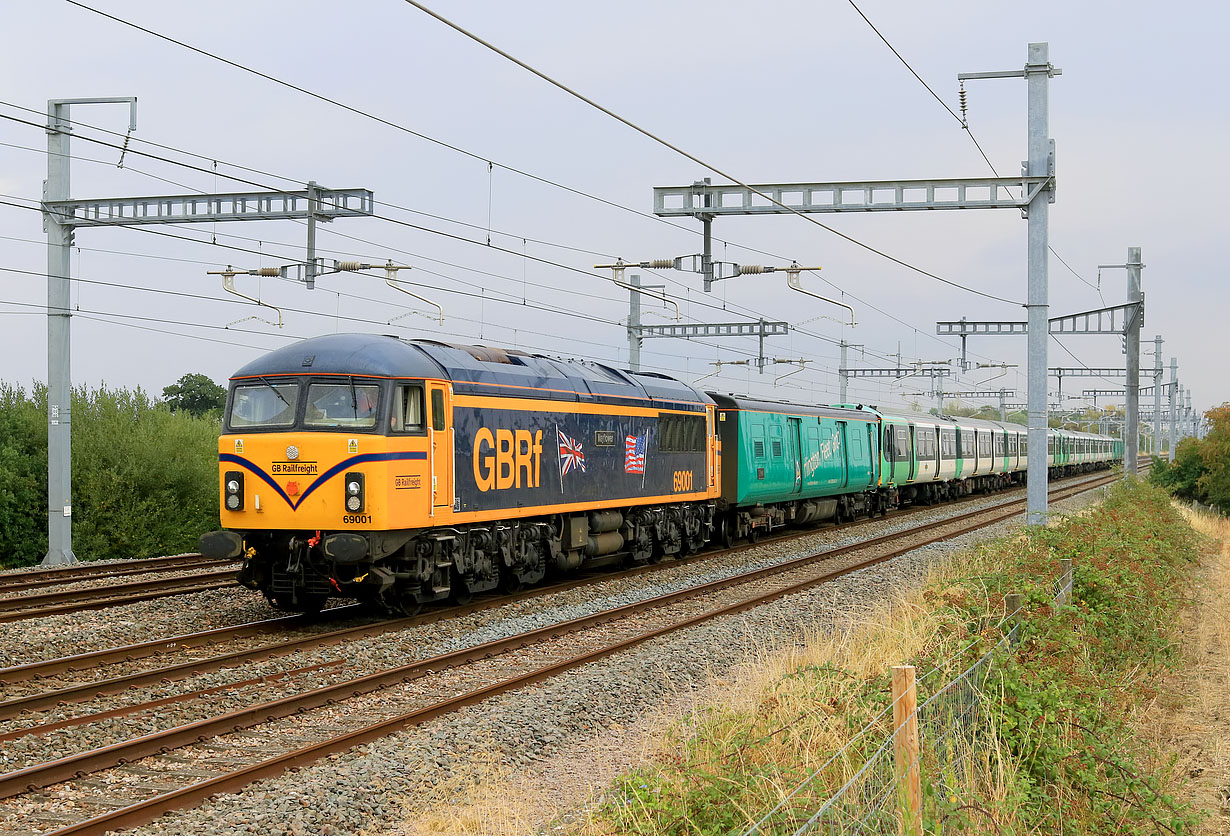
[1150,403,1230,514]
[0,382,220,567]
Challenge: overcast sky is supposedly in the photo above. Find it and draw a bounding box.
[1,1,1224,425]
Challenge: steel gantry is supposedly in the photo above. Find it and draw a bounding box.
[612,270,791,374]
[654,43,1061,525]
[938,245,1145,478]
[40,97,375,565]
[938,390,1017,420]
[846,365,952,413]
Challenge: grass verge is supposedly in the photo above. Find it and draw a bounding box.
[392,480,1209,835]
[595,479,1204,835]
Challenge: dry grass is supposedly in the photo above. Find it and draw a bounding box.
[386,539,1032,836]
[1133,506,1230,834]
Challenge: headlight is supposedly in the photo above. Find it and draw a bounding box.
[343,471,364,513]
[223,470,244,511]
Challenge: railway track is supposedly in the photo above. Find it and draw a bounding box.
[0,554,233,594]
[0,468,1124,835]
[0,467,1121,706]
[0,569,240,625]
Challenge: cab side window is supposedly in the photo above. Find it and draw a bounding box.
[391,384,426,434]
[431,389,446,432]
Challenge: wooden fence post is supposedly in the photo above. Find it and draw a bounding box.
[892,664,921,836]
[1005,592,1023,623]
[1057,558,1073,609]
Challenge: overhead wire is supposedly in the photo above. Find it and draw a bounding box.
[844,0,1001,176]
[396,0,1021,308]
[0,96,1004,366]
[2,83,988,374]
[845,0,1121,385]
[59,1,1024,310]
[0,82,963,398]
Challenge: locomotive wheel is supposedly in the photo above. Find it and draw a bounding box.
[451,570,474,605]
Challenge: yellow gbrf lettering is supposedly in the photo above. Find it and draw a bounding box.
[475,427,545,492]
[532,429,543,487]
[514,430,533,489]
[496,429,515,490]
[474,428,496,492]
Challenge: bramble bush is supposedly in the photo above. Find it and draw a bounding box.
[0,382,220,567]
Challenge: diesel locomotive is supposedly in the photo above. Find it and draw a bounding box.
[199,333,1119,613]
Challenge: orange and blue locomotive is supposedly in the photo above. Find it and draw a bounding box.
[200,333,720,613]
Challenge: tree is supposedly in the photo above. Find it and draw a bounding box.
[162,373,226,417]
[1150,402,1230,514]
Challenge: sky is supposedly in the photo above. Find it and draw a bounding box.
[0,0,1225,428]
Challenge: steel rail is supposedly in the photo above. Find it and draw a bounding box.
[0,557,237,594]
[0,569,239,612]
[0,467,1114,717]
[0,553,211,589]
[0,573,239,625]
[28,470,1125,836]
[0,581,238,625]
[0,470,1121,808]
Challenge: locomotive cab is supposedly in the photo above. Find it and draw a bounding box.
[205,372,453,611]
[200,334,459,612]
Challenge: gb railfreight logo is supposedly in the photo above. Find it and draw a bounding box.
[473,428,544,491]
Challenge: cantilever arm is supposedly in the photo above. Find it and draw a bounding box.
[380,264,444,325]
[611,278,680,321]
[786,269,856,327]
[210,266,284,328]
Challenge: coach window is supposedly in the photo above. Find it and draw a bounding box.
[390,384,426,434]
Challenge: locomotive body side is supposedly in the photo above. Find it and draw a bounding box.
[203,334,721,613]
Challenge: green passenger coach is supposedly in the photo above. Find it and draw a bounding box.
[710,395,889,542]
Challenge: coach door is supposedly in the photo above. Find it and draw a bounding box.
[907,424,917,482]
[788,416,803,494]
[835,421,849,489]
[427,382,454,514]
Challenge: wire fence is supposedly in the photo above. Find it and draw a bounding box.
[740,570,1076,836]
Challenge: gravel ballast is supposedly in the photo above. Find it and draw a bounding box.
[42,483,1111,836]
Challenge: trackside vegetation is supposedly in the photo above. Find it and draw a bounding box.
[1151,402,1230,515]
[0,382,220,567]
[598,480,1204,836]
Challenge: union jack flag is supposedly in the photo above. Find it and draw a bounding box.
[625,433,647,474]
[558,429,586,475]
